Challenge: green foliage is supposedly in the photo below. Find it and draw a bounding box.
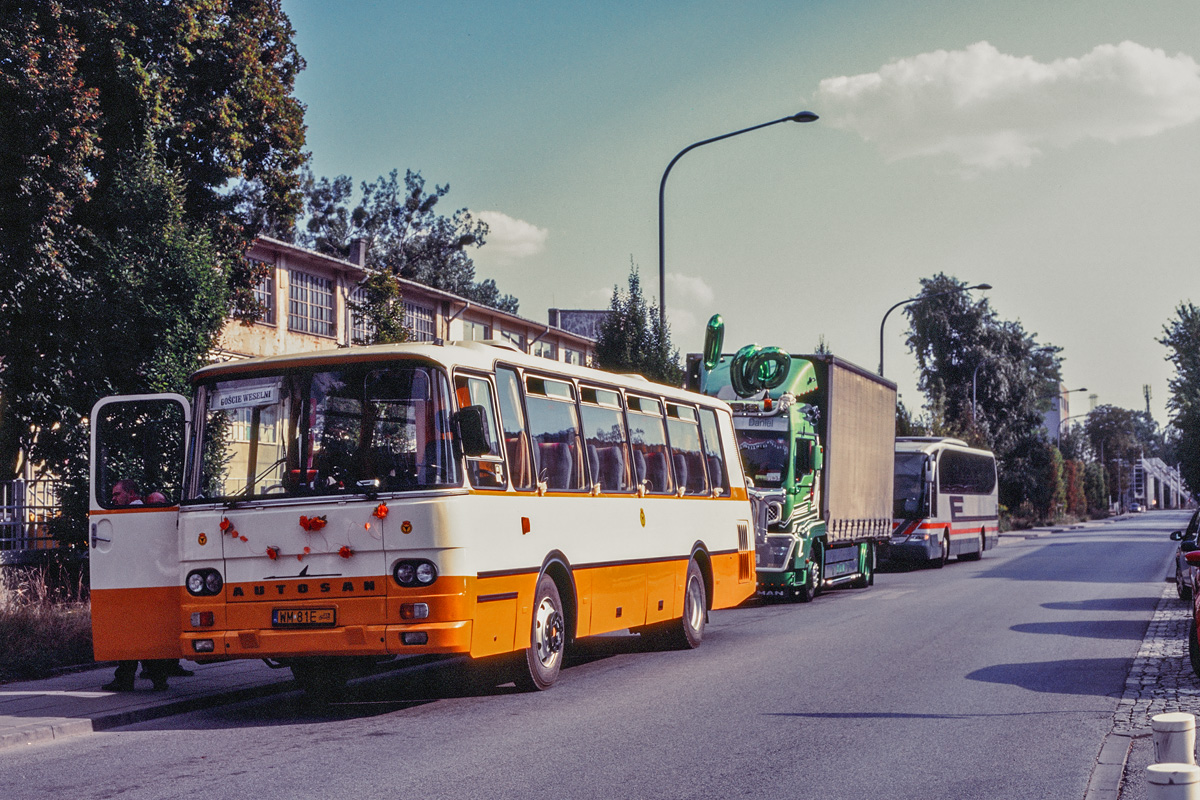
[1084,461,1108,514]
[297,169,519,314]
[905,273,1061,511]
[348,271,412,345]
[1084,404,1158,504]
[594,263,684,386]
[0,1,307,488]
[1160,302,1200,497]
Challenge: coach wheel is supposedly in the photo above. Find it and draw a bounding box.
[514,573,565,691]
[934,531,950,569]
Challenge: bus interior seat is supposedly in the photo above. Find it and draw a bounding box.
[599,445,627,491]
[538,442,574,490]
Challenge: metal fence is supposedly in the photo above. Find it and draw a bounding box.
[0,480,63,562]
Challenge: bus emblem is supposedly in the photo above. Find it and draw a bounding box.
[640,509,646,527]
[198,533,207,546]
[401,520,413,534]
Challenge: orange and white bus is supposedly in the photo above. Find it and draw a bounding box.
[884,436,999,567]
[89,341,756,695]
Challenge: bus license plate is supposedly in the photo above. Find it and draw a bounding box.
[272,608,336,627]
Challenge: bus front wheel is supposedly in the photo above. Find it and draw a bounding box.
[514,573,565,691]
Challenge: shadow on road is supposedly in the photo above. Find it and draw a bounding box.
[1041,597,1160,612]
[965,658,1131,696]
[1010,619,1151,640]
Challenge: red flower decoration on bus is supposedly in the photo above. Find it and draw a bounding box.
[266,547,278,561]
[372,503,389,520]
[298,515,327,532]
[339,546,354,559]
[219,518,231,532]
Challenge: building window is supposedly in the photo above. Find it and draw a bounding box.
[251,259,275,325]
[461,319,491,341]
[501,329,525,351]
[563,347,585,366]
[347,285,372,344]
[531,340,557,360]
[405,302,436,342]
[288,270,335,337]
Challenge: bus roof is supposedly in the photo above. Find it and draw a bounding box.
[192,340,726,409]
[894,436,995,458]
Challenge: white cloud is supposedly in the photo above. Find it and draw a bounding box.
[666,272,716,307]
[815,41,1200,171]
[476,211,549,263]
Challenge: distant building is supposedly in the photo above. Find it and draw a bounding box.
[548,308,609,341]
[216,236,596,366]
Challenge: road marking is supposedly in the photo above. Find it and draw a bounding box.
[0,690,113,699]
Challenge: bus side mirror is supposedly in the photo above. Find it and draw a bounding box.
[452,405,491,458]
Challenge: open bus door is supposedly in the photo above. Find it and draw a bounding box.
[89,394,190,662]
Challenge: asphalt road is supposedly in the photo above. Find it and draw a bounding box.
[3,511,1186,800]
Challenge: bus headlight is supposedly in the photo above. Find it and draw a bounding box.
[186,568,224,596]
[393,559,438,588]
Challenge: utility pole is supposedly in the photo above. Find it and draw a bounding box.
[1144,384,1152,417]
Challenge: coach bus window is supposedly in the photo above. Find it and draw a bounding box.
[627,395,674,495]
[666,404,708,496]
[495,367,533,491]
[580,386,632,493]
[698,408,729,496]
[526,376,585,492]
[454,374,506,489]
[894,452,927,518]
[938,450,996,494]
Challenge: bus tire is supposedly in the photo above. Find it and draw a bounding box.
[666,559,707,649]
[933,531,950,569]
[514,573,566,691]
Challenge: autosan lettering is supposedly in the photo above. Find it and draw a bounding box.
[231,580,377,597]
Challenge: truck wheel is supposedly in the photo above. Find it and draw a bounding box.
[513,573,565,691]
[797,548,822,603]
[851,543,873,589]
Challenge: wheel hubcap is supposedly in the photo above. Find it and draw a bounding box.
[533,597,564,667]
[685,575,704,630]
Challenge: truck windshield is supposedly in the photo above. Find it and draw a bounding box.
[737,429,789,489]
[189,363,459,501]
[893,451,927,518]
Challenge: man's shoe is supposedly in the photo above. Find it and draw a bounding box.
[102,680,135,692]
[163,664,194,677]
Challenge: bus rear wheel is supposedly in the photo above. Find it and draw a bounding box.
[514,573,565,691]
[667,559,707,649]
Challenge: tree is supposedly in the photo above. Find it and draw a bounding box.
[0,2,307,486]
[905,274,1061,512]
[1160,302,1200,496]
[298,169,519,314]
[347,270,411,346]
[1084,405,1144,506]
[594,263,684,386]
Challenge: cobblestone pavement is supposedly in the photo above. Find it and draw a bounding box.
[1113,586,1200,734]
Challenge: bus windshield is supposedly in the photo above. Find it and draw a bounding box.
[737,429,789,489]
[893,451,927,518]
[189,363,459,501]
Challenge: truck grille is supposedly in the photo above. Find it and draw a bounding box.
[756,535,793,571]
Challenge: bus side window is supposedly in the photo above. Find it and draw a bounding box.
[454,374,507,489]
[580,386,633,493]
[525,376,585,492]
[666,404,708,496]
[627,395,674,495]
[495,367,533,491]
[697,408,730,496]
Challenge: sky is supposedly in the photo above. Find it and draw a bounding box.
[283,0,1200,425]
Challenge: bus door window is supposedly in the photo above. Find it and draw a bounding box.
[365,366,458,489]
[525,376,584,492]
[666,404,708,496]
[626,395,674,495]
[697,408,730,496]
[495,366,534,491]
[580,386,632,493]
[454,374,506,489]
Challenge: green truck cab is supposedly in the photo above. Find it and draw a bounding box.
[687,316,896,601]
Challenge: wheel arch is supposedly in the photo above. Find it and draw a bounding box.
[538,550,578,643]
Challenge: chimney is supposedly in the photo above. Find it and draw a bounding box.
[350,237,368,267]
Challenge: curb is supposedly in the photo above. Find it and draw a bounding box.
[1086,732,1137,800]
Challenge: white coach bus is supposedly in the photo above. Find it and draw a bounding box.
[884,436,999,567]
[89,341,756,696]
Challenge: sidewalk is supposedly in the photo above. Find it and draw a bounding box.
[0,658,298,751]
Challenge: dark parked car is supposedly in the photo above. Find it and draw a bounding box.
[1170,509,1200,600]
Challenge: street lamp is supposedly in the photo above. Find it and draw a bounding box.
[878,283,992,377]
[658,110,819,325]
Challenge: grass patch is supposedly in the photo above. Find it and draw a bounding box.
[0,565,94,683]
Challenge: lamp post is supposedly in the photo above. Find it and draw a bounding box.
[658,110,819,325]
[878,283,992,377]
